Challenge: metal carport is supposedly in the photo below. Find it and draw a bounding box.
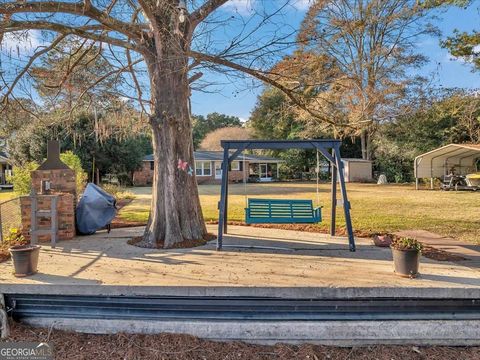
[414,144,480,189]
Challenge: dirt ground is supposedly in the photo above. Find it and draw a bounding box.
[4,321,480,360]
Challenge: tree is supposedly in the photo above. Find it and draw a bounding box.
[199,127,250,151]
[248,85,361,175]
[248,87,301,140]
[247,87,316,177]
[375,88,480,182]
[295,0,437,159]
[31,38,119,112]
[7,113,152,183]
[192,112,241,149]
[0,99,36,137]
[0,0,305,248]
[440,0,478,70]
[443,31,480,71]
[104,136,152,184]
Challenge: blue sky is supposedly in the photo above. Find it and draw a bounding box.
[191,1,480,121]
[1,0,479,120]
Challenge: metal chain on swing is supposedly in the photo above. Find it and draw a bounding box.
[243,152,248,208]
[316,150,320,207]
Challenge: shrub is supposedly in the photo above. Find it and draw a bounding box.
[101,184,135,200]
[391,237,423,252]
[60,151,88,194]
[7,161,39,195]
[7,152,87,196]
[4,227,26,246]
[0,227,28,263]
[116,172,132,186]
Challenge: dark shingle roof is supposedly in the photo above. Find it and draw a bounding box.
[143,151,282,163]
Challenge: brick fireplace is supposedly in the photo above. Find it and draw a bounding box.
[20,141,76,242]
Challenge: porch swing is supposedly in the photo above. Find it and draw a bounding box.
[217,139,355,252]
[243,151,323,224]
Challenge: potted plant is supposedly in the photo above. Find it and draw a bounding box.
[390,237,423,278]
[7,228,40,277]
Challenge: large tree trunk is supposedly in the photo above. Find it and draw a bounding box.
[142,25,207,248]
[360,128,372,160]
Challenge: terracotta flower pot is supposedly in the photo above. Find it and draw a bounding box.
[391,247,420,278]
[9,245,40,277]
[373,234,393,247]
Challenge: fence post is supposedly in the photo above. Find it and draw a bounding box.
[51,195,58,248]
[0,204,3,243]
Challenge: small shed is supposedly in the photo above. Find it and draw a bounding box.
[414,143,480,189]
[342,158,373,183]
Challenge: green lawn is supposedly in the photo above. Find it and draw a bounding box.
[0,190,15,202]
[119,183,480,244]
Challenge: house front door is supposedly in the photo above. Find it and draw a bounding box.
[259,164,272,182]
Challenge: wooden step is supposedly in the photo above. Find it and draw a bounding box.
[31,229,58,236]
[36,210,52,217]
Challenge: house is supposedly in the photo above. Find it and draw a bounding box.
[0,148,13,188]
[133,151,284,186]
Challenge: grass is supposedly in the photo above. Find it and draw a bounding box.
[119,183,480,244]
[0,190,15,202]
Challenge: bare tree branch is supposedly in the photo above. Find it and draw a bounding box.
[126,48,147,114]
[190,0,229,30]
[68,57,143,115]
[188,72,203,83]
[1,19,142,51]
[0,1,145,40]
[190,50,340,127]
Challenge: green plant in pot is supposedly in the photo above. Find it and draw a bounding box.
[7,228,40,277]
[390,237,423,278]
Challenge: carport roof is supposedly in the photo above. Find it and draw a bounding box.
[414,143,480,178]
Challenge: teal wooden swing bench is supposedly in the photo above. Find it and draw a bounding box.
[245,198,322,224]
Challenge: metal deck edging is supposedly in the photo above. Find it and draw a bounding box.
[4,294,480,322]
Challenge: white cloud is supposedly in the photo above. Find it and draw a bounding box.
[222,0,312,15]
[291,0,313,10]
[1,30,43,56]
[222,0,256,15]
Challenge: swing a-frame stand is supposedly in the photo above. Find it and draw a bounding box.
[217,139,356,252]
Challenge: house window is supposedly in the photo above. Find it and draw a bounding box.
[195,161,211,176]
[150,161,154,171]
[231,161,240,171]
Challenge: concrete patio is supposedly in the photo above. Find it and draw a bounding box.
[0,225,478,289]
